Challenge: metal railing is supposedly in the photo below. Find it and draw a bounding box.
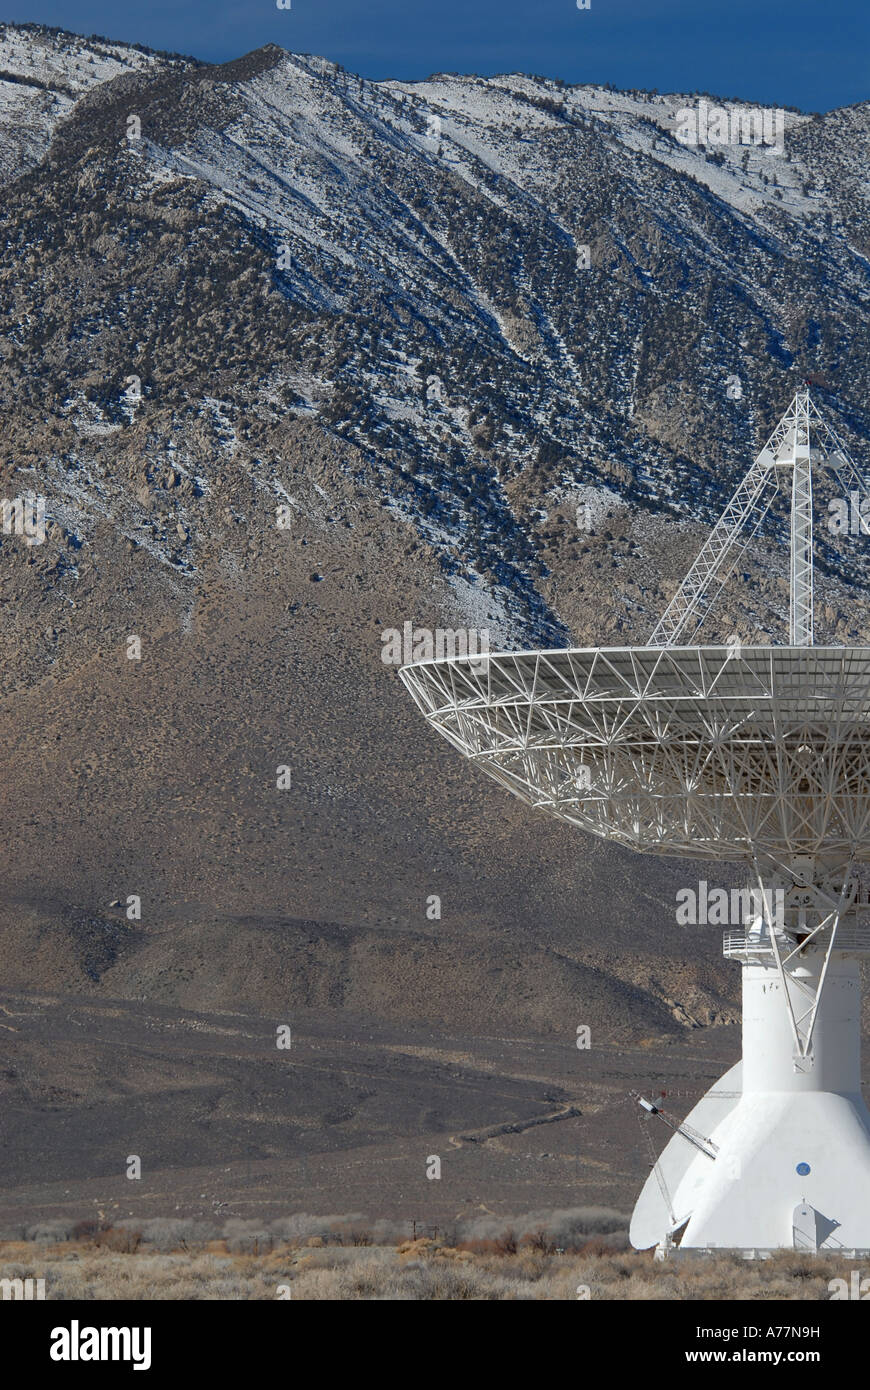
[724,923,870,957]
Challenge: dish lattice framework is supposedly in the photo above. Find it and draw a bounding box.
[398,643,870,868]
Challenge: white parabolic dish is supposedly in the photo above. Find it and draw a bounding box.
[399,644,870,868]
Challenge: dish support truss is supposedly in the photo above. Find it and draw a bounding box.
[739,858,868,1065]
[645,388,870,1059]
[647,389,869,648]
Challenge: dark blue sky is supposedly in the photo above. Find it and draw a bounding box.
[5,0,868,112]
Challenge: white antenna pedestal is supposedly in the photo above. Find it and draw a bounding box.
[636,938,870,1256]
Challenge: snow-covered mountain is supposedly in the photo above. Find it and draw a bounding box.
[0,23,194,183]
[1,26,868,653]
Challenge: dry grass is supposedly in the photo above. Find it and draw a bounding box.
[0,1237,853,1300]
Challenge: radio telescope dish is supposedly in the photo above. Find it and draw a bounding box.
[399,644,870,867]
[399,389,870,1256]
